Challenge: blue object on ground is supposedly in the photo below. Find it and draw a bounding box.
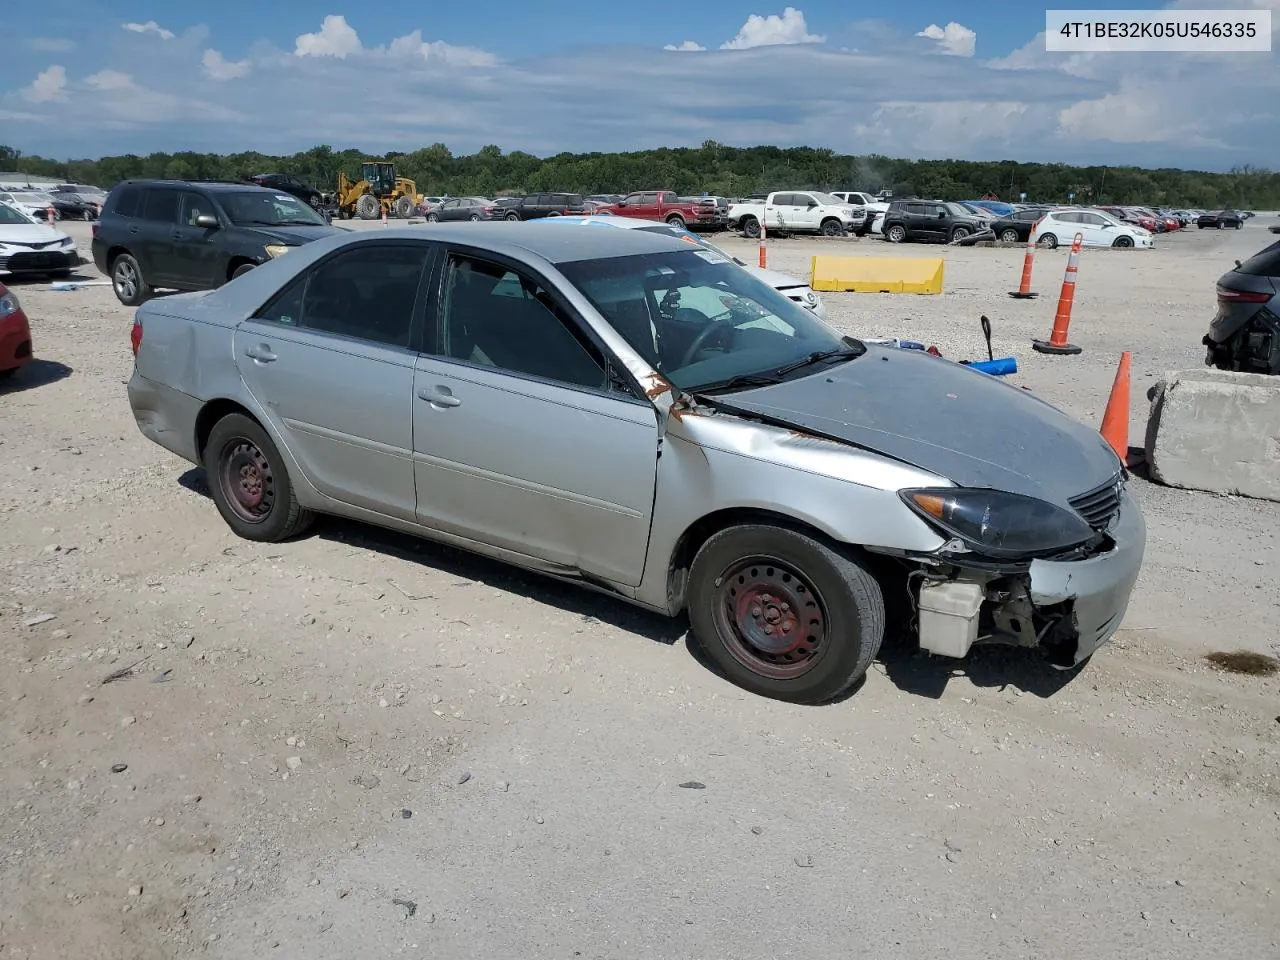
[964,356,1018,376]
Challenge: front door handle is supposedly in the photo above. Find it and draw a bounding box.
[417,386,461,408]
[245,344,277,363]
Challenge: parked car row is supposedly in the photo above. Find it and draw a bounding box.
[0,199,82,279]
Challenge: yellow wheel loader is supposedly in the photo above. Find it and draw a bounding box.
[333,162,424,220]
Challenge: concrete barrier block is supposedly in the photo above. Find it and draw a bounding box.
[1144,368,1280,502]
[809,256,944,294]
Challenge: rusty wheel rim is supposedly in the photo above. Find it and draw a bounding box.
[219,438,275,523]
[712,557,828,680]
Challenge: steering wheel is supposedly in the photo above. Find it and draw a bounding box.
[678,316,737,368]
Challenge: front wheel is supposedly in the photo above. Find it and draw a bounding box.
[950,226,971,242]
[1037,233,1059,249]
[885,224,906,243]
[469,213,481,221]
[1112,235,1134,248]
[820,218,843,237]
[740,217,761,239]
[426,212,439,222]
[686,524,885,704]
[203,413,313,542]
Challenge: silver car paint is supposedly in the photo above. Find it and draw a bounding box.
[128,223,1144,666]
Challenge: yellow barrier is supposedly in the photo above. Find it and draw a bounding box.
[809,256,945,295]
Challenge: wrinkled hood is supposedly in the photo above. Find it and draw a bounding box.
[746,265,809,290]
[0,222,67,246]
[236,224,344,246]
[718,344,1121,506]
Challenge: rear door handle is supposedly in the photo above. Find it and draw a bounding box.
[417,386,461,408]
[128,226,139,234]
[245,344,277,363]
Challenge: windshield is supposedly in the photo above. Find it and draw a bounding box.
[559,248,852,391]
[12,192,53,204]
[219,191,327,226]
[946,202,977,218]
[0,204,34,225]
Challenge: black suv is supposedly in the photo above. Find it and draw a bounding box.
[92,179,343,306]
[881,200,985,244]
[497,192,585,221]
[246,173,330,210]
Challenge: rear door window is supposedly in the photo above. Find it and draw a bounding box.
[1237,241,1280,278]
[141,188,181,224]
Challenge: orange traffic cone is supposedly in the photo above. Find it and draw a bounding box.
[1032,232,1084,355]
[1008,217,1042,299]
[1100,351,1133,464]
[757,219,767,269]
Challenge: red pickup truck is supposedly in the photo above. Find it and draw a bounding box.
[600,190,727,230]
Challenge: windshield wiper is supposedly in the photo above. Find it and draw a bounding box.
[688,372,782,394]
[774,344,864,377]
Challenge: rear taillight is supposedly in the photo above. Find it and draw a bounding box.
[1217,284,1271,304]
[92,223,99,238]
[130,318,142,355]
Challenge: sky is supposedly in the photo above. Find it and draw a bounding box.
[1,1,1277,170]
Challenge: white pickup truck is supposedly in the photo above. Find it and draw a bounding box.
[727,191,863,239]
[830,191,891,236]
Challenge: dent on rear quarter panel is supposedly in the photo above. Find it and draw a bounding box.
[136,291,247,402]
[635,406,950,612]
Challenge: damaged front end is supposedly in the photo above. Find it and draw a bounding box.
[888,478,1146,668]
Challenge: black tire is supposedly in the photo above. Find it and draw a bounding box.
[950,226,971,242]
[820,218,843,237]
[231,262,255,279]
[999,228,1020,243]
[686,524,885,705]
[426,212,440,222]
[740,217,761,239]
[110,252,152,307]
[1038,233,1059,249]
[1112,235,1133,248]
[885,224,907,243]
[469,213,481,221]
[666,214,686,227]
[203,413,313,542]
[356,194,380,220]
[0,367,16,381]
[504,211,520,221]
[1235,222,1242,230]
[394,196,415,219]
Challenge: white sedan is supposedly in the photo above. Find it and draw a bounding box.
[0,202,80,278]
[1034,210,1153,249]
[543,216,826,317]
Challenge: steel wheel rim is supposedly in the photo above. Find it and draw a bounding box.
[711,556,828,680]
[114,260,137,300]
[219,438,275,523]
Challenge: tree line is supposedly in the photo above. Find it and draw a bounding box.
[2,141,1276,208]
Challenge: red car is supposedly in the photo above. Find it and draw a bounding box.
[0,282,33,380]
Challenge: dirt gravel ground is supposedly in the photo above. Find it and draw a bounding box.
[2,218,1278,960]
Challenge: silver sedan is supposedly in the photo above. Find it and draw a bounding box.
[126,223,1145,704]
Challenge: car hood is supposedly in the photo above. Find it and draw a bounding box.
[746,265,809,290]
[716,344,1121,506]
[0,223,67,245]
[238,224,344,245]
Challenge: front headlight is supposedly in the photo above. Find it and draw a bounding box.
[900,487,1098,560]
[265,244,293,259]
[60,237,74,247]
[0,290,20,318]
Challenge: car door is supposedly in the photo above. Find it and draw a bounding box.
[1075,211,1111,246]
[411,249,660,586]
[232,241,431,521]
[437,199,463,221]
[169,191,224,289]
[789,192,822,230]
[136,187,183,285]
[766,193,797,231]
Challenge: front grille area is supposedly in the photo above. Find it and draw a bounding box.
[1070,475,1123,530]
[6,250,74,273]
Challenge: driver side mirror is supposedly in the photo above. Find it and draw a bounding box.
[937,211,948,219]
[807,201,818,208]
[194,214,220,229]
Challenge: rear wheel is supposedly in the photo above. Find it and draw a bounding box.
[110,253,152,306]
[999,228,1020,243]
[666,214,686,227]
[885,224,907,243]
[820,218,843,237]
[505,211,520,221]
[356,194,380,220]
[740,217,761,239]
[686,524,885,705]
[231,262,255,279]
[204,413,313,542]
[469,213,481,221]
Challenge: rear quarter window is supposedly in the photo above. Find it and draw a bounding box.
[1237,240,1280,278]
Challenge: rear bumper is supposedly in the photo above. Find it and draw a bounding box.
[127,369,203,464]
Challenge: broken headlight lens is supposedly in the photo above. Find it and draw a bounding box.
[900,487,1097,560]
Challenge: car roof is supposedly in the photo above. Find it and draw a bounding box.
[403,221,692,263]
[113,179,281,195]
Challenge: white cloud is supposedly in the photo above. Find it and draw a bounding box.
[664,41,707,52]
[385,30,499,67]
[123,21,175,41]
[25,37,77,53]
[294,14,363,58]
[917,22,977,57]
[203,49,252,81]
[21,65,68,103]
[721,7,825,50]
[85,70,136,92]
